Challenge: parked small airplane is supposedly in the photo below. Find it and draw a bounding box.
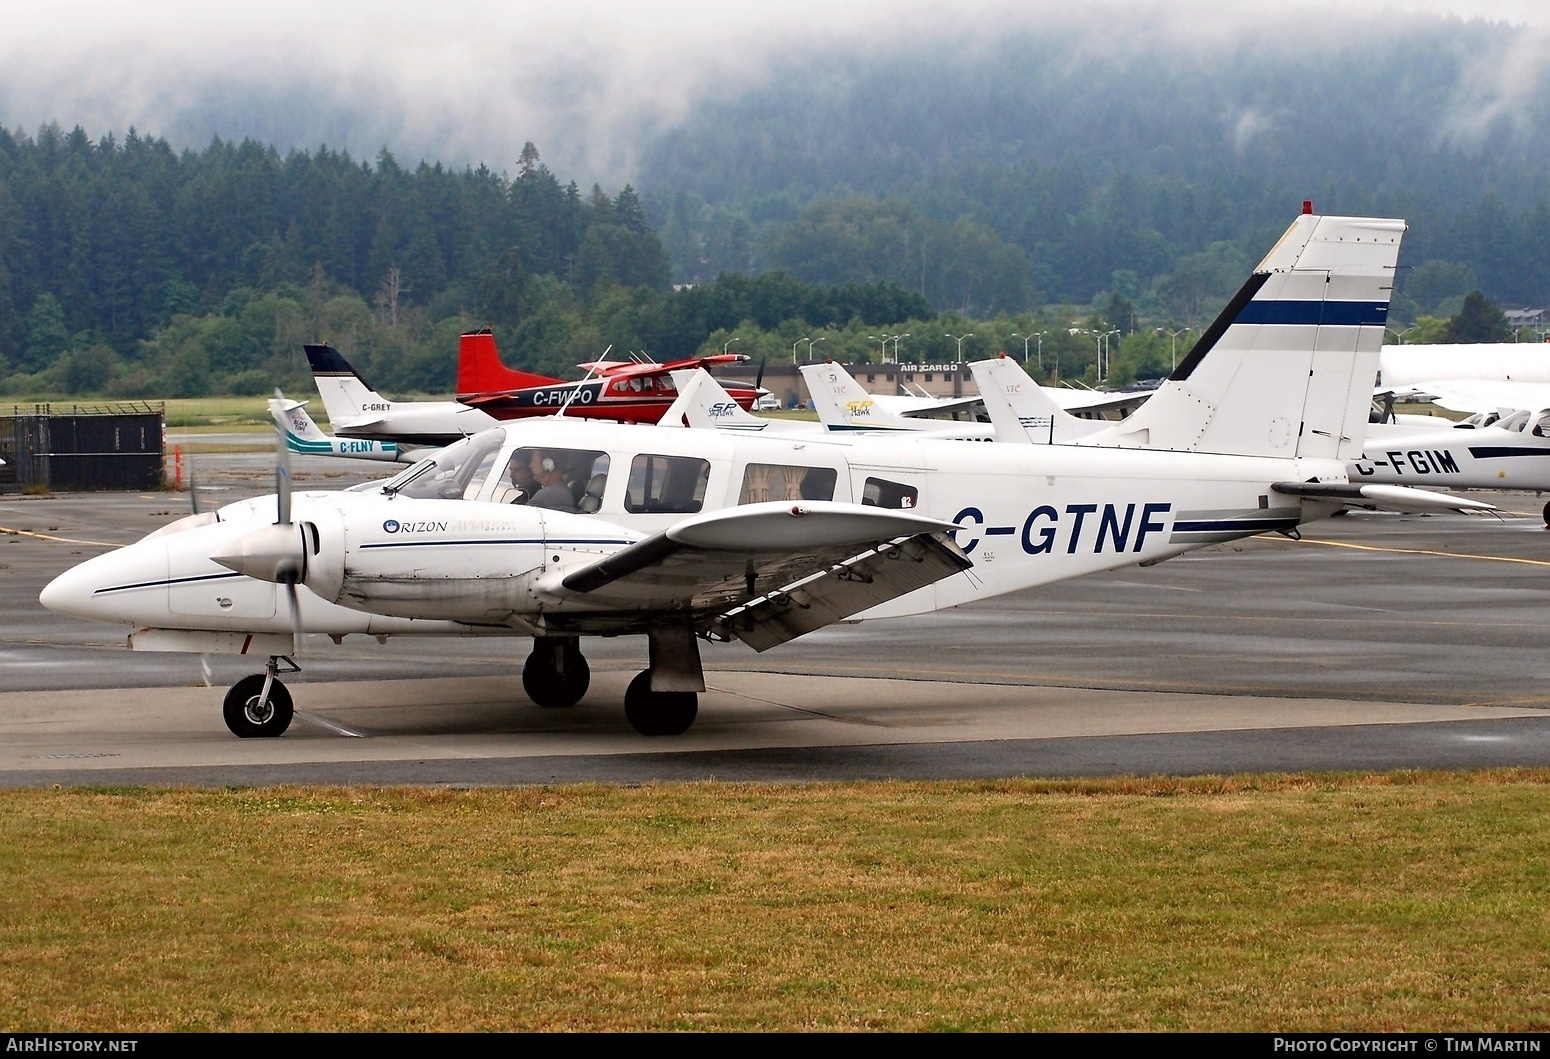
[1357,407,1550,521]
[45,209,1485,741]
[306,342,500,446]
[270,397,429,464]
[455,328,765,423]
[305,331,768,445]
[802,359,1149,434]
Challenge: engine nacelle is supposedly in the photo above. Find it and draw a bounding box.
[311,498,632,624]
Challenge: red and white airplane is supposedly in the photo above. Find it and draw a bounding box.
[455,329,763,424]
[304,330,766,448]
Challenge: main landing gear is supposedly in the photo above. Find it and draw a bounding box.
[521,629,705,736]
[223,656,298,738]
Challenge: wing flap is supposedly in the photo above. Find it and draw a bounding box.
[556,502,972,640]
[718,534,971,651]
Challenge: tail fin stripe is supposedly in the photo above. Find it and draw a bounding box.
[1236,300,1389,326]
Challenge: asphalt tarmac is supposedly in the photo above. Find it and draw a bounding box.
[2,442,1548,786]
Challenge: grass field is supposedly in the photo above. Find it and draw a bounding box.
[2,771,1547,1031]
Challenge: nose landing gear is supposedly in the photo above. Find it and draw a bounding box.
[222,656,298,738]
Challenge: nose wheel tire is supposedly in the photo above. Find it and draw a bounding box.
[623,670,698,735]
[522,645,591,708]
[223,675,294,738]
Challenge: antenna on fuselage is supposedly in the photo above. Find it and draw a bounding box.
[556,344,613,419]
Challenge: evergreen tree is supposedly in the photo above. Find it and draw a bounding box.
[1442,291,1512,344]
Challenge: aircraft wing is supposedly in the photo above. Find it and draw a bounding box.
[1272,482,1497,514]
[891,395,986,419]
[1380,380,1550,415]
[328,416,390,432]
[1045,387,1155,416]
[559,502,972,649]
[586,353,750,380]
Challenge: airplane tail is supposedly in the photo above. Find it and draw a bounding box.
[800,362,923,432]
[304,344,394,427]
[456,328,560,397]
[270,398,332,453]
[967,356,1106,444]
[658,369,772,430]
[1089,209,1404,459]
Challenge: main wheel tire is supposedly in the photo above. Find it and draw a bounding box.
[623,670,698,736]
[1542,499,1550,528]
[522,646,590,708]
[222,675,294,738]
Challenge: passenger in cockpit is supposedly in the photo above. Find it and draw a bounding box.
[528,450,581,512]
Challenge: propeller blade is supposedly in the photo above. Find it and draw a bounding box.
[755,357,766,391]
[269,391,292,525]
[188,452,203,515]
[284,581,302,658]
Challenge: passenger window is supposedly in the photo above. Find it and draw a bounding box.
[739,464,838,504]
[625,454,711,514]
[862,476,918,509]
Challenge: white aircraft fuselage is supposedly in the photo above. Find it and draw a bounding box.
[1354,409,1550,492]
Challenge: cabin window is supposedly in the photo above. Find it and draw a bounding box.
[738,464,838,504]
[862,476,918,510]
[494,447,609,511]
[625,454,711,514]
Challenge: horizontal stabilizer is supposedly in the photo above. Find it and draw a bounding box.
[1272,481,1497,514]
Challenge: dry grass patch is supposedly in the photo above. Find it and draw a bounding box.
[0,772,1546,1031]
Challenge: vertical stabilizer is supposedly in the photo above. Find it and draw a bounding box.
[456,329,562,396]
[1088,213,1404,459]
[304,344,392,427]
[967,356,1106,444]
[800,362,923,431]
[658,369,773,431]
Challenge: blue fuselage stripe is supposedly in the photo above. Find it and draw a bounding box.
[360,538,630,549]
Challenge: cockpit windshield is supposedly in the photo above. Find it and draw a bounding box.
[1497,410,1532,433]
[381,429,508,501]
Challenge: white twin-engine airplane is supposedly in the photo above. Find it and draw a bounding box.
[44,210,1474,740]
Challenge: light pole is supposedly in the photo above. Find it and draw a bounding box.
[890,332,910,362]
[945,332,974,362]
[723,335,738,354]
[1012,331,1048,372]
[807,336,826,362]
[1385,324,1418,345]
[867,334,890,362]
[1156,328,1189,372]
[1100,329,1120,381]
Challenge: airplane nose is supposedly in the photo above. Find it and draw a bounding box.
[39,560,99,619]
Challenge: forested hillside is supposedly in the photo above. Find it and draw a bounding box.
[0,129,927,395]
[640,17,1550,317]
